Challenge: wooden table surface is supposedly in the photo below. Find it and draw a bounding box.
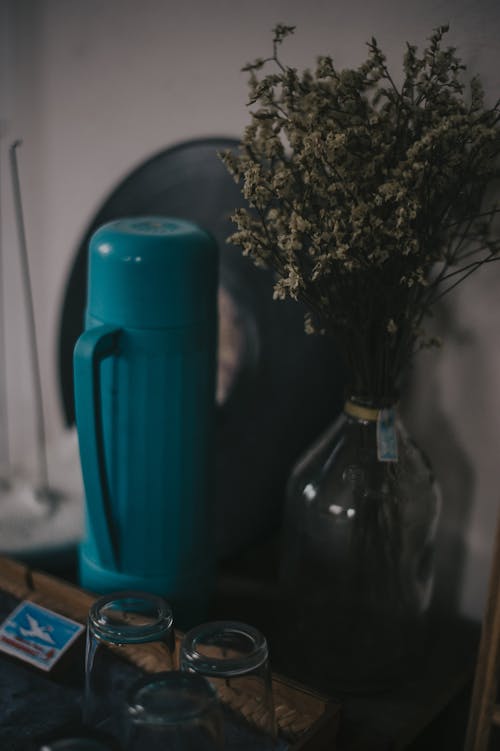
[0,553,340,751]
[1,543,480,751]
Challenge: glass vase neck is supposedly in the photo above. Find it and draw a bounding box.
[344,395,398,422]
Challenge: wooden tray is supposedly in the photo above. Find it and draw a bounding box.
[0,556,340,750]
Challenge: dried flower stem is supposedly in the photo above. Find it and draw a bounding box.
[222,24,500,400]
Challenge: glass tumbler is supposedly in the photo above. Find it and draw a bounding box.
[122,671,223,751]
[180,621,276,745]
[39,738,118,751]
[84,591,175,735]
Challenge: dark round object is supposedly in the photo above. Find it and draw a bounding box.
[57,137,345,558]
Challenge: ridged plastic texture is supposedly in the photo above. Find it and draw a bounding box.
[74,217,218,627]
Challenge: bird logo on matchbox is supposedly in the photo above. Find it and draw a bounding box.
[0,600,84,671]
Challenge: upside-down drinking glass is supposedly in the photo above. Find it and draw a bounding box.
[180,620,276,746]
[122,670,223,751]
[84,591,175,736]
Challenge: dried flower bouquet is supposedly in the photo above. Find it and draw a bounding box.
[222,25,500,401]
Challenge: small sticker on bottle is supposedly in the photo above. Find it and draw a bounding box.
[377,408,398,462]
[0,600,84,671]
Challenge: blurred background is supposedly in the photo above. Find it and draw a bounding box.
[0,0,499,623]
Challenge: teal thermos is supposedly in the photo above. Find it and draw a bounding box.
[73,217,218,627]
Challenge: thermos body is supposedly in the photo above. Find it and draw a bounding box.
[73,218,218,626]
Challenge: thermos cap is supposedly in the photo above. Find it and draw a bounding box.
[86,217,218,329]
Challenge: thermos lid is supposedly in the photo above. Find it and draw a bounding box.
[86,217,218,329]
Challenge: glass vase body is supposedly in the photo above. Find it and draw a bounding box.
[279,398,441,692]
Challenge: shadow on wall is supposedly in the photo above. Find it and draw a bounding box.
[405,299,475,620]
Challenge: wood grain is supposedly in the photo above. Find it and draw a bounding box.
[0,555,340,750]
[465,512,500,751]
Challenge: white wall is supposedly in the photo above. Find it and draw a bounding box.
[1,0,500,618]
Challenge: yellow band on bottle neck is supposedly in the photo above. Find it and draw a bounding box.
[344,400,380,422]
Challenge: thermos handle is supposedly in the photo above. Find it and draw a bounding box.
[74,325,121,571]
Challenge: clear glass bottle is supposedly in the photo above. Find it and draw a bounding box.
[279,396,441,692]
